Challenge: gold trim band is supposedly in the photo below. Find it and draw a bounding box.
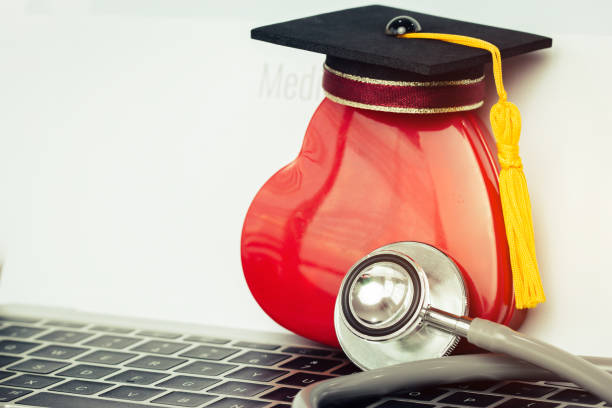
[324,91,484,114]
[323,64,485,87]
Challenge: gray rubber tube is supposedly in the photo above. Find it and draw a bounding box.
[468,318,612,404]
[293,353,612,408]
[293,320,612,408]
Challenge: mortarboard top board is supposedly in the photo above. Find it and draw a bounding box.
[251,5,552,81]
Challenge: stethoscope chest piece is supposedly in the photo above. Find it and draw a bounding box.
[334,242,469,370]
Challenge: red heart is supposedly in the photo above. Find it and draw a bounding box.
[241,99,523,346]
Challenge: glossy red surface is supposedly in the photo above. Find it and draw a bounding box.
[241,98,524,347]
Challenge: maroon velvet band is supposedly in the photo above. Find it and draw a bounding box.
[322,65,485,113]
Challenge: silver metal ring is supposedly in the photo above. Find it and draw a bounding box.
[334,242,469,370]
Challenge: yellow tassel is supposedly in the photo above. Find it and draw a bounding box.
[398,32,546,309]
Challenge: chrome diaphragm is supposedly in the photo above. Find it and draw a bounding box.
[334,242,469,370]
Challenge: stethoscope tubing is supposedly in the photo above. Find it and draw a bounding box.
[292,353,612,408]
[468,318,612,405]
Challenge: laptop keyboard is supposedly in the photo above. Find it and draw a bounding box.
[0,314,607,408]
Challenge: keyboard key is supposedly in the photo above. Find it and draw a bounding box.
[280,357,343,372]
[0,340,39,354]
[107,369,169,385]
[209,380,272,397]
[58,364,119,379]
[206,397,268,408]
[0,371,15,380]
[261,386,301,402]
[101,385,164,401]
[45,320,87,329]
[281,347,332,357]
[78,350,137,365]
[0,356,21,367]
[185,335,230,345]
[131,340,189,355]
[0,325,45,338]
[494,382,557,398]
[278,372,333,386]
[126,355,187,370]
[136,330,181,339]
[152,391,217,407]
[439,391,503,407]
[51,379,113,395]
[157,375,220,391]
[84,335,141,349]
[449,381,497,391]
[398,388,448,401]
[376,401,434,408]
[37,330,94,344]
[19,392,158,407]
[8,358,69,374]
[90,325,133,334]
[496,398,560,408]
[176,361,237,376]
[3,373,63,389]
[547,389,602,405]
[331,363,361,375]
[234,341,281,351]
[226,366,289,382]
[230,351,292,366]
[0,386,32,402]
[0,355,21,367]
[181,345,240,361]
[30,345,88,359]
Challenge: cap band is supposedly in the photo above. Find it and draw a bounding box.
[322,64,485,114]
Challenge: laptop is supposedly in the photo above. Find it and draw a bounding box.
[0,302,605,408]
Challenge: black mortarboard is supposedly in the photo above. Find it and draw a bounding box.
[251,5,551,81]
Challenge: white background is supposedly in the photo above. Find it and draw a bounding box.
[0,0,611,355]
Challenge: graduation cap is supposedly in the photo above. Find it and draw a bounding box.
[251,6,551,309]
[252,5,551,113]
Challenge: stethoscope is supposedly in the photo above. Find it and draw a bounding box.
[293,242,612,408]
